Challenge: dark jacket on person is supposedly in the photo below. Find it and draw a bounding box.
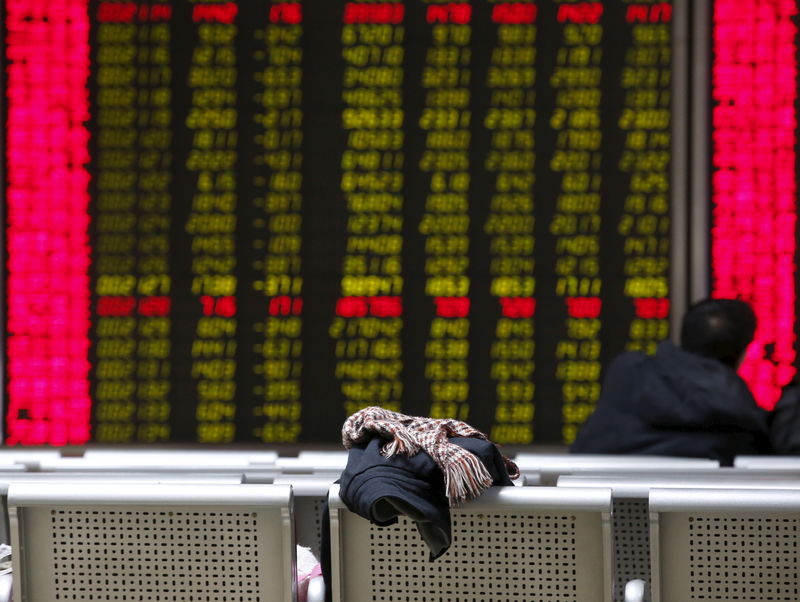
[771,383,800,454]
[571,341,773,465]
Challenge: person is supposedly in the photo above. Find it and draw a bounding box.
[571,298,775,465]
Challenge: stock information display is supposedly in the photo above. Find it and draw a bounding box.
[710,0,797,410]
[3,0,676,445]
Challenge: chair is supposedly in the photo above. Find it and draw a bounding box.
[8,483,295,601]
[649,488,800,602]
[558,474,800,602]
[514,454,720,485]
[0,472,245,545]
[328,484,625,602]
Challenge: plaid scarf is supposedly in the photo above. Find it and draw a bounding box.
[342,406,519,506]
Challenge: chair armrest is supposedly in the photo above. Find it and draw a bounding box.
[306,576,325,602]
[624,579,649,602]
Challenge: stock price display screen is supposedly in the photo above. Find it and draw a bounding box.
[3,0,675,445]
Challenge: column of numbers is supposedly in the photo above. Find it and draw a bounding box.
[484,3,537,444]
[549,3,604,444]
[420,2,472,421]
[93,14,140,443]
[252,1,304,442]
[618,6,671,355]
[333,3,405,417]
[134,6,173,442]
[186,5,238,443]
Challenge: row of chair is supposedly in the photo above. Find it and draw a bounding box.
[1,452,800,601]
[7,476,800,601]
[6,447,800,477]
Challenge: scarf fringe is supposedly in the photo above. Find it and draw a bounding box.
[442,451,494,505]
[381,428,418,457]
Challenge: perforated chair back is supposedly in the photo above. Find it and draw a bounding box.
[649,488,800,602]
[559,474,800,602]
[9,483,295,602]
[329,484,613,602]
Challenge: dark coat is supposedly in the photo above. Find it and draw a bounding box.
[571,341,773,465]
[771,383,800,454]
[338,436,514,559]
[321,435,515,600]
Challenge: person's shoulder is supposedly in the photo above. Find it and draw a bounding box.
[607,350,649,372]
[770,382,800,454]
[776,381,800,405]
[601,350,651,394]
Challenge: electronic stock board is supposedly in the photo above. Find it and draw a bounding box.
[3,0,679,445]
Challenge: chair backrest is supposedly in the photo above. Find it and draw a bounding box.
[38,456,281,477]
[0,451,60,461]
[649,488,800,602]
[563,466,800,479]
[275,457,345,476]
[82,448,279,465]
[0,465,26,474]
[273,476,337,557]
[0,472,245,545]
[9,483,295,602]
[734,455,800,471]
[328,484,613,602]
[559,474,800,602]
[0,450,61,471]
[296,450,348,466]
[514,454,720,485]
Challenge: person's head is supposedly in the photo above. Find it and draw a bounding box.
[679,298,756,369]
